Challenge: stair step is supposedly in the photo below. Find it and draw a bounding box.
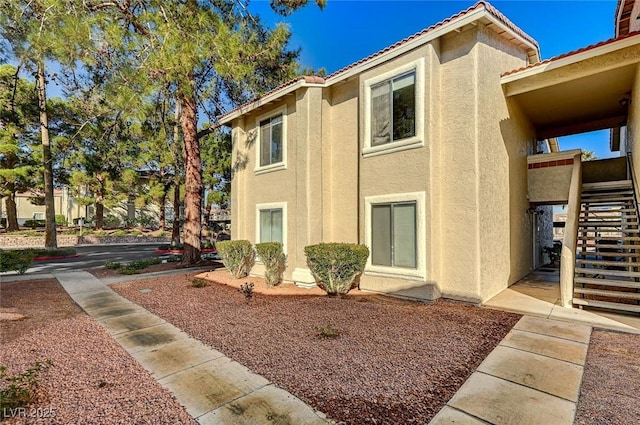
[575,268,640,278]
[574,288,640,300]
[578,252,640,258]
[572,298,640,313]
[576,259,639,267]
[577,236,640,241]
[574,277,640,288]
[581,208,636,213]
[581,191,633,198]
[578,222,639,227]
[577,228,640,234]
[577,243,640,250]
[582,180,632,191]
[581,196,634,202]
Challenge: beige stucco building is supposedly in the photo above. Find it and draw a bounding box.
[219,0,640,310]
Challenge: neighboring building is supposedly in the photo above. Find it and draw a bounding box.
[219,1,640,307]
[0,188,87,226]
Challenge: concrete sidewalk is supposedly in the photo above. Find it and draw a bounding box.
[55,271,329,425]
[430,315,592,425]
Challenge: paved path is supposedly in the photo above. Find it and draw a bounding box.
[55,271,329,425]
[430,315,592,425]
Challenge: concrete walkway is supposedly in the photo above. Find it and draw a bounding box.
[54,271,330,425]
[430,315,592,425]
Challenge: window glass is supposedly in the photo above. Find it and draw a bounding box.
[370,72,416,146]
[260,208,283,244]
[259,114,283,167]
[393,203,417,268]
[371,202,417,268]
[372,205,392,266]
[392,73,416,141]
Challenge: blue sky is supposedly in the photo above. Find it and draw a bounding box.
[249,0,620,158]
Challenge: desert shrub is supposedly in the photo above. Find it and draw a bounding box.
[313,324,340,340]
[255,242,286,288]
[55,214,67,226]
[0,360,53,411]
[128,229,143,236]
[103,214,123,228]
[117,267,141,275]
[239,282,255,303]
[30,248,76,258]
[104,261,122,270]
[0,250,36,274]
[190,277,209,288]
[112,230,127,237]
[304,243,369,296]
[136,213,158,229]
[216,240,255,278]
[23,219,46,228]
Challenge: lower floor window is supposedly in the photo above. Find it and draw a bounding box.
[259,208,283,243]
[371,202,417,268]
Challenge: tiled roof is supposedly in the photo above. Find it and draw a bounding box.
[501,30,640,78]
[218,1,537,124]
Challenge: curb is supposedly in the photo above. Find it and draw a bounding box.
[33,254,81,261]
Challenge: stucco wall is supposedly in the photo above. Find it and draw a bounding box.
[474,26,534,302]
[230,96,301,282]
[324,79,359,244]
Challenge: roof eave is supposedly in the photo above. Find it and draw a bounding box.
[500,33,640,85]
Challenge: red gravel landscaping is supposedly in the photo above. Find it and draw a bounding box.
[0,279,196,425]
[112,270,521,424]
[575,329,640,425]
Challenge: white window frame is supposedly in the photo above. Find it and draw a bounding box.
[255,105,287,175]
[33,212,45,220]
[363,57,425,158]
[255,201,288,254]
[364,192,426,279]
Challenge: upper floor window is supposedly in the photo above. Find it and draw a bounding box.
[256,105,287,174]
[371,72,416,146]
[260,114,283,167]
[363,58,425,158]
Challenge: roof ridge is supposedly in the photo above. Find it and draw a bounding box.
[502,30,640,77]
[325,1,537,81]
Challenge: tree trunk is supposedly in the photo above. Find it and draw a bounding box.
[37,62,57,248]
[95,202,104,230]
[171,183,181,246]
[159,191,167,230]
[179,88,201,264]
[5,193,19,231]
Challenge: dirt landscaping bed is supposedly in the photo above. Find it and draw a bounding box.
[575,329,640,425]
[0,278,196,425]
[112,270,521,424]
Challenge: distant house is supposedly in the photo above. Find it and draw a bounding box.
[218,1,640,311]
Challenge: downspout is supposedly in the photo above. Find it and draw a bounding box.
[559,152,582,307]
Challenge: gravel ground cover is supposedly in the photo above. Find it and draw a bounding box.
[112,270,521,424]
[0,278,196,425]
[575,329,640,425]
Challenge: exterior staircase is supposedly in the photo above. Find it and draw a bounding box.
[573,180,640,314]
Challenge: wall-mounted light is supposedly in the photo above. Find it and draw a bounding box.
[619,95,632,108]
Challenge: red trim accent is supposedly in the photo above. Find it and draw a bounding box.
[528,159,576,169]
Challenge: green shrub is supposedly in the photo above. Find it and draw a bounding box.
[104,261,122,270]
[103,214,122,228]
[313,323,340,340]
[128,229,143,236]
[0,360,53,411]
[216,240,255,279]
[304,243,369,296]
[55,214,67,226]
[255,242,286,288]
[0,250,36,274]
[112,230,127,237]
[23,219,46,228]
[117,267,141,275]
[190,277,209,288]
